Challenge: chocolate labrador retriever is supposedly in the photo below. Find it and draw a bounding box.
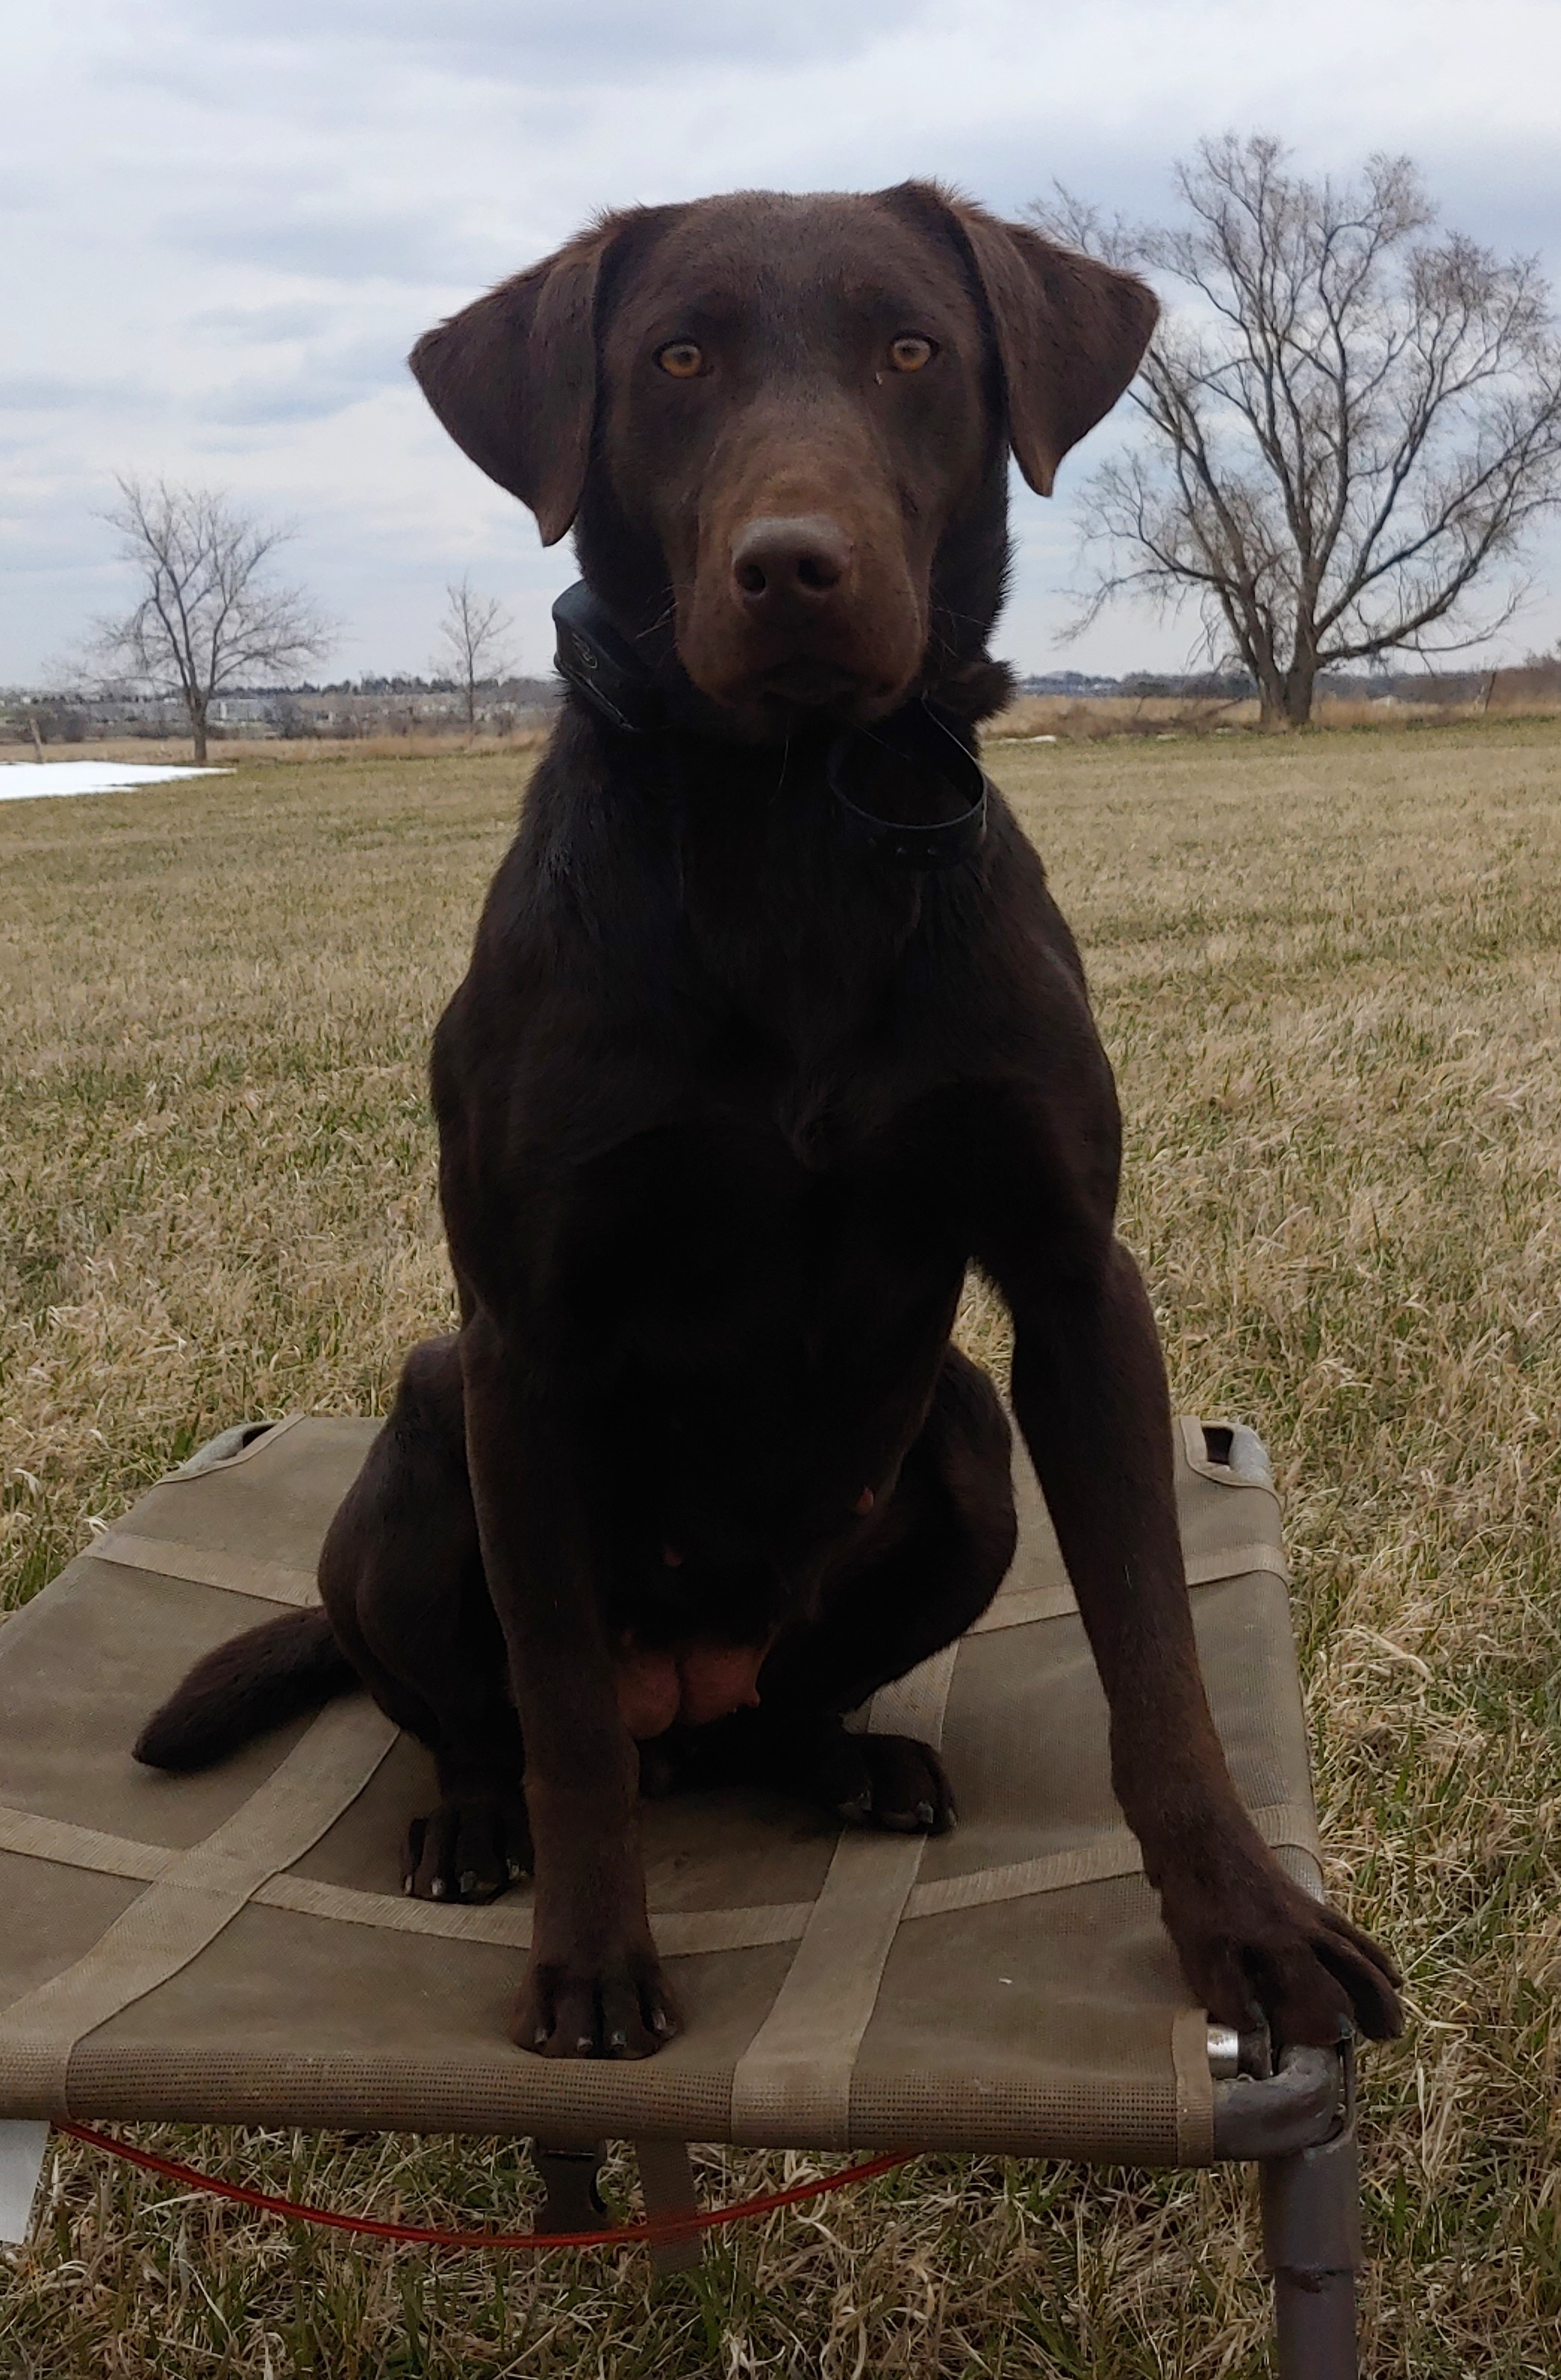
[137,182,1402,2063]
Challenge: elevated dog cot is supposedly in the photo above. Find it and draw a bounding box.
[0,1414,1368,2377]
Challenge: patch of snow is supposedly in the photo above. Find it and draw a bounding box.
[0,761,234,803]
[1025,733,1059,744]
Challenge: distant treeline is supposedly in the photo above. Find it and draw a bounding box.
[1020,661,1561,705]
[1,675,561,746]
[5,659,1560,747]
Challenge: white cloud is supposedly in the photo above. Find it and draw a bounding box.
[4,0,1560,682]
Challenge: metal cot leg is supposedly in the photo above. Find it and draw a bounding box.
[531,2137,608,2234]
[635,2137,702,2275]
[0,2121,49,2247]
[531,2137,702,2272]
[1261,2117,1362,2380]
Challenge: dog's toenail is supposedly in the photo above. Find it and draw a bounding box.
[458,1871,479,1895]
[429,1878,446,1899]
[610,2028,628,2049]
[402,1876,414,1895]
[534,2028,549,2047]
[915,1800,934,1827]
[652,2009,672,2034]
[576,2034,594,2053]
[507,1858,524,1881]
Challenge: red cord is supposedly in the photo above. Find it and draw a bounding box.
[54,2119,915,2251]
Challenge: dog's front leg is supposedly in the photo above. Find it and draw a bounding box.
[996,1236,1403,2049]
[461,1312,679,2059]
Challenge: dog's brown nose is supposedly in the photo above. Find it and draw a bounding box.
[731,515,853,606]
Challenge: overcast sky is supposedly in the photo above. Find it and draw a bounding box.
[4,0,1560,687]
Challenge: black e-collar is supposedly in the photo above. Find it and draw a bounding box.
[552,581,987,873]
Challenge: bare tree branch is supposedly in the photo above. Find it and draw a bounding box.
[1032,138,1561,724]
[434,577,514,736]
[88,478,334,761]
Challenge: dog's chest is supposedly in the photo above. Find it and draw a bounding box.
[550,1079,961,1377]
[569,1096,962,1539]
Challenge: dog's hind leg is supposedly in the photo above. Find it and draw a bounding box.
[686,1346,1018,1832]
[320,1333,533,1901]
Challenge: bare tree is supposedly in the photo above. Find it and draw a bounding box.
[90,477,332,761]
[435,576,514,735]
[1035,139,1561,726]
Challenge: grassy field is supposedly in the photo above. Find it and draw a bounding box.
[987,690,1561,740]
[2,719,1560,2374]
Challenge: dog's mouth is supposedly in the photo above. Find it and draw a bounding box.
[757,658,870,705]
[711,654,912,734]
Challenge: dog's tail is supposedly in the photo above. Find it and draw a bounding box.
[134,1607,355,1772]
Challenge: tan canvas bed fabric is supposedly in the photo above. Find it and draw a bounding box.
[0,1414,1320,2166]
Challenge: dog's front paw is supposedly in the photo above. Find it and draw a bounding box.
[1157,1836,1403,2047]
[513,1940,680,2059]
[402,1792,533,1904]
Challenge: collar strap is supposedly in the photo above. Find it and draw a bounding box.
[824,708,986,872]
[552,581,988,872]
[552,579,668,735]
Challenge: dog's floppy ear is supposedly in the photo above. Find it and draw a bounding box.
[409,224,615,546]
[896,186,1158,496]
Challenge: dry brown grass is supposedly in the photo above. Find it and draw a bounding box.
[988,691,1258,739]
[4,730,552,768]
[16,679,1559,773]
[4,722,1561,2372]
[988,690,1561,741]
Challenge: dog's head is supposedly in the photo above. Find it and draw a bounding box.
[411,184,1155,738]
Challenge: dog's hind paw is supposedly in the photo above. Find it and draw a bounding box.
[817,1727,957,1835]
[402,1793,534,1904]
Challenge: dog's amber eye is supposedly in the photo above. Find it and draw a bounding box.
[656,340,705,379]
[888,334,935,373]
